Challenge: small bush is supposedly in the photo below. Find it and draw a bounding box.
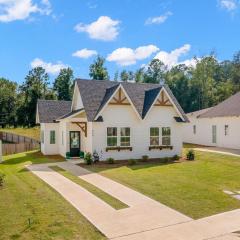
[161,157,170,163]
[173,155,180,161]
[141,155,149,162]
[84,152,93,165]
[128,159,137,166]
[106,157,115,164]
[186,149,195,161]
[0,173,5,186]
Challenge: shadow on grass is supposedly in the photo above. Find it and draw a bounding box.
[1,151,65,166]
[83,160,181,173]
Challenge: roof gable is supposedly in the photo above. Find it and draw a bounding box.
[37,100,72,123]
[75,79,188,122]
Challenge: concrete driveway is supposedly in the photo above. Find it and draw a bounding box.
[28,161,240,240]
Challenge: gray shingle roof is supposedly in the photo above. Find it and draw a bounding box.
[37,100,72,123]
[76,79,188,122]
[198,92,240,118]
[187,107,213,118]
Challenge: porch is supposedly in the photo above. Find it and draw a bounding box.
[57,109,92,159]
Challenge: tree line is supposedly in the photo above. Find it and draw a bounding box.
[1,52,240,127]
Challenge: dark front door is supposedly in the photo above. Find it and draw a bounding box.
[70,131,80,157]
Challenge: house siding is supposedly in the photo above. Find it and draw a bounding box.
[183,116,240,149]
[40,123,59,155]
[92,104,183,160]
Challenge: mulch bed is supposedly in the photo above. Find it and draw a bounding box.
[78,157,187,169]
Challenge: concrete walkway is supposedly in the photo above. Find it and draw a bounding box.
[28,161,191,239]
[195,147,240,157]
[27,161,240,240]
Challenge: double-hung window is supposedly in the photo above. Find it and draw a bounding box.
[150,127,159,146]
[50,130,56,144]
[120,128,130,146]
[107,127,117,147]
[162,127,171,145]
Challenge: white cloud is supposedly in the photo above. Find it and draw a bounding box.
[31,58,68,75]
[72,48,97,59]
[74,16,120,41]
[107,45,159,66]
[154,44,191,68]
[145,11,172,25]
[0,0,52,22]
[219,0,238,11]
[178,58,200,68]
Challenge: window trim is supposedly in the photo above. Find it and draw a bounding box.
[224,125,229,136]
[120,127,131,147]
[50,130,56,145]
[162,127,171,146]
[107,127,118,147]
[150,127,160,146]
[193,125,196,135]
[41,130,44,144]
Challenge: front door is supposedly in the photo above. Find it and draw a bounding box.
[70,131,80,157]
[212,125,217,144]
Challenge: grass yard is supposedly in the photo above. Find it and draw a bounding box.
[0,127,40,141]
[50,165,128,210]
[85,150,240,219]
[0,151,105,240]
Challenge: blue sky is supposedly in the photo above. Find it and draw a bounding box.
[0,0,240,85]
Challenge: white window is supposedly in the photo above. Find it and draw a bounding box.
[150,127,159,146]
[41,130,44,144]
[193,125,196,134]
[224,125,229,136]
[162,127,171,146]
[50,130,56,144]
[120,128,130,146]
[107,127,117,147]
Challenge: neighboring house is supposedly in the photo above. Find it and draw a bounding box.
[36,79,188,160]
[183,92,240,149]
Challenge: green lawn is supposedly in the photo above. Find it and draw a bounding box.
[0,127,40,141]
[85,150,240,219]
[50,165,128,210]
[0,151,105,240]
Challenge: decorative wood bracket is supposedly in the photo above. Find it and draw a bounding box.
[109,88,130,105]
[72,122,87,137]
[154,91,172,106]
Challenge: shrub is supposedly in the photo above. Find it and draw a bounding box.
[173,155,180,161]
[84,152,93,165]
[0,172,5,186]
[141,155,149,162]
[161,157,170,163]
[128,159,137,166]
[186,149,195,161]
[106,157,115,164]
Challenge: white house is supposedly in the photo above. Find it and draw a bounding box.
[183,92,240,149]
[36,79,189,160]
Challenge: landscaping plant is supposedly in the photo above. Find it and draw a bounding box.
[173,155,180,161]
[0,172,5,186]
[84,152,93,165]
[106,158,115,164]
[186,149,195,160]
[141,155,149,162]
[128,159,137,166]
